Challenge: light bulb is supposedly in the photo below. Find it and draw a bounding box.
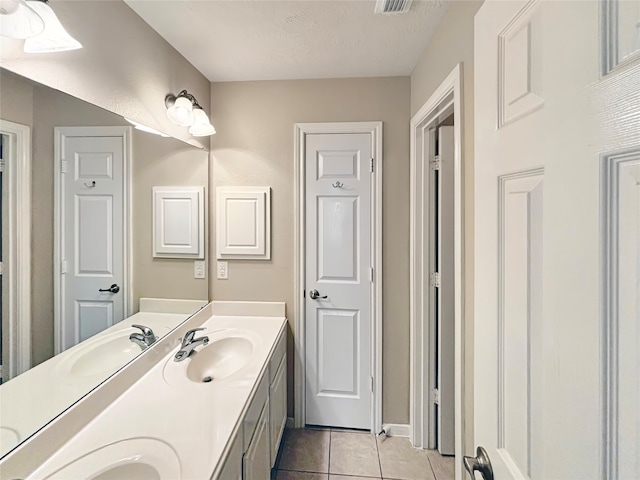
[167,96,194,126]
[23,1,82,53]
[0,0,44,39]
[188,108,216,136]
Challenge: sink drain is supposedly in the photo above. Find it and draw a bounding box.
[202,376,213,383]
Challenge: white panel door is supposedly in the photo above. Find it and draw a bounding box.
[436,125,455,456]
[305,133,372,429]
[473,1,640,479]
[61,134,125,351]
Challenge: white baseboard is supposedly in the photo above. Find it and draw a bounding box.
[382,423,410,437]
[286,417,295,428]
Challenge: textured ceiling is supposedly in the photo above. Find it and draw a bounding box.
[124,0,450,82]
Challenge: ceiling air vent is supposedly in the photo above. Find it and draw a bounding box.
[374,0,413,15]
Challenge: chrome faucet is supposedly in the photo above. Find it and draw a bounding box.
[174,328,209,362]
[129,324,157,351]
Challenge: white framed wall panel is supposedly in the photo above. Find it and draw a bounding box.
[153,186,205,259]
[216,186,271,260]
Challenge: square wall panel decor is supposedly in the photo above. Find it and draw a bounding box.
[216,186,271,260]
[153,186,205,259]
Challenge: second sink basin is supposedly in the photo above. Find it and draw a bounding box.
[36,437,181,480]
[61,326,169,378]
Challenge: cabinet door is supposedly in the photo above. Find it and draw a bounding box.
[243,399,270,480]
[269,354,287,467]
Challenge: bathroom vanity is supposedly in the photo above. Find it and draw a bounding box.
[0,301,288,480]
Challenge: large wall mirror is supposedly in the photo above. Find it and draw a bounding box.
[0,67,209,459]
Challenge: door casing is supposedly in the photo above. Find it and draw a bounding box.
[0,119,32,380]
[409,64,464,479]
[293,122,383,433]
[54,126,133,354]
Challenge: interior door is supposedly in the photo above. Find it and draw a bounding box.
[436,125,455,456]
[305,132,372,429]
[473,1,640,479]
[60,132,126,351]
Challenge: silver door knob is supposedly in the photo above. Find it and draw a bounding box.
[98,283,120,294]
[309,289,327,300]
[463,446,494,480]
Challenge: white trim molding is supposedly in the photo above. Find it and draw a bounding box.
[294,121,383,434]
[0,119,32,379]
[602,147,640,479]
[601,0,640,75]
[54,126,133,354]
[409,63,465,479]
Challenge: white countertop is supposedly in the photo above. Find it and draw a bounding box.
[25,306,287,480]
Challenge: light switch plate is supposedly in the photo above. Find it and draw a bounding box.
[194,261,206,279]
[217,261,228,280]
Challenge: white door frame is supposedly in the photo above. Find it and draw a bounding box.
[0,119,32,379]
[409,64,464,476]
[294,121,383,432]
[54,126,133,354]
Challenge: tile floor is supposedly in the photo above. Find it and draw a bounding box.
[274,428,454,480]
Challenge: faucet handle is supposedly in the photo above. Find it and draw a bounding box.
[182,327,206,345]
[131,324,155,338]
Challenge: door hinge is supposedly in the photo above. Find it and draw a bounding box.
[369,267,374,282]
[430,155,441,171]
[61,260,67,274]
[370,158,374,173]
[432,388,440,405]
[430,272,440,288]
[61,160,67,174]
[0,262,3,275]
[370,376,375,393]
[0,160,5,172]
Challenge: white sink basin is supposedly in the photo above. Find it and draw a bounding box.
[62,327,169,378]
[163,330,258,385]
[38,438,181,480]
[186,336,254,383]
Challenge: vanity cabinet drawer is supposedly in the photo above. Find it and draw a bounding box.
[269,331,286,384]
[243,373,269,451]
[243,398,271,480]
[216,432,242,480]
[269,354,287,467]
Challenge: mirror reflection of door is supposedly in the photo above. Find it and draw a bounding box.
[56,128,128,353]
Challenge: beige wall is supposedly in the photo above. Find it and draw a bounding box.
[410,0,483,453]
[132,134,209,305]
[0,70,208,367]
[0,0,210,150]
[210,77,411,423]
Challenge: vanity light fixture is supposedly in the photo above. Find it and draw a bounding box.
[165,90,216,137]
[0,0,82,52]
